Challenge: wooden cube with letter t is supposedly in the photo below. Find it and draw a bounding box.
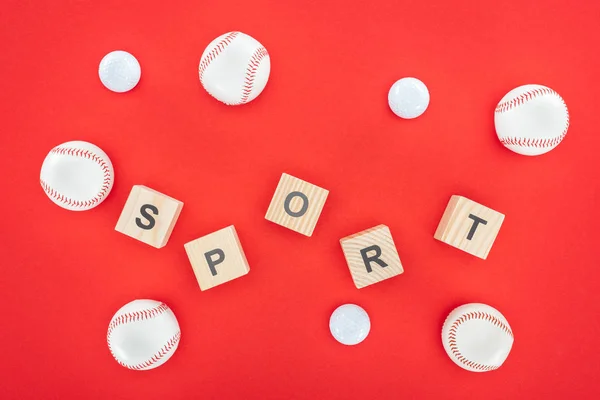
[434,195,505,259]
[340,225,404,289]
[184,225,250,291]
[115,185,183,248]
[265,173,329,237]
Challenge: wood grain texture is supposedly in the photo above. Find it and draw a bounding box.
[114,185,183,248]
[184,225,250,291]
[265,173,329,237]
[340,225,404,289]
[434,195,505,259]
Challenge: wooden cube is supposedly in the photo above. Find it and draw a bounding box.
[184,225,250,291]
[115,185,183,248]
[265,173,329,237]
[340,225,404,289]
[434,195,505,259]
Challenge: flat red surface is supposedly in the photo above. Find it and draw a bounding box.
[1,1,599,398]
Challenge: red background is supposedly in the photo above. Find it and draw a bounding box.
[1,1,599,398]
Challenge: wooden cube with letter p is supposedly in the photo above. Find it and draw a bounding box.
[434,195,505,259]
[340,225,404,289]
[184,225,250,291]
[115,185,183,248]
[265,173,329,237]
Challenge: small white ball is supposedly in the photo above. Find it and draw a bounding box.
[329,304,371,345]
[99,50,141,93]
[388,77,430,119]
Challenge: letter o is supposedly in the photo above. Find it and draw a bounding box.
[284,191,309,217]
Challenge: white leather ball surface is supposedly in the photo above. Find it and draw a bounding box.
[107,299,181,371]
[40,140,114,211]
[199,31,270,105]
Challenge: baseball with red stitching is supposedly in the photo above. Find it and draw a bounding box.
[40,140,114,211]
[199,31,270,105]
[441,303,514,372]
[494,84,569,156]
[107,299,181,371]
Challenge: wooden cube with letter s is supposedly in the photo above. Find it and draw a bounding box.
[434,195,505,259]
[340,224,404,289]
[115,185,184,248]
[184,226,250,291]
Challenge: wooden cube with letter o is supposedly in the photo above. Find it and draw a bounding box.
[265,173,329,237]
[115,185,183,248]
[184,225,250,291]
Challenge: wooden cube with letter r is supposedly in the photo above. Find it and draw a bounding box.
[265,173,329,237]
[115,185,183,248]
[340,224,404,289]
[434,195,505,259]
[184,225,250,291]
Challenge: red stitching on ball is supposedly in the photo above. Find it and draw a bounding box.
[447,311,513,371]
[198,32,239,82]
[107,303,172,367]
[107,302,169,340]
[237,47,269,105]
[495,87,557,113]
[41,146,113,208]
[499,110,569,149]
[123,331,181,370]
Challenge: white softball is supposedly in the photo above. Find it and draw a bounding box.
[199,31,270,105]
[107,299,181,371]
[388,77,430,119]
[329,304,371,345]
[40,140,114,211]
[442,303,514,372]
[494,84,569,156]
[98,50,141,93]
